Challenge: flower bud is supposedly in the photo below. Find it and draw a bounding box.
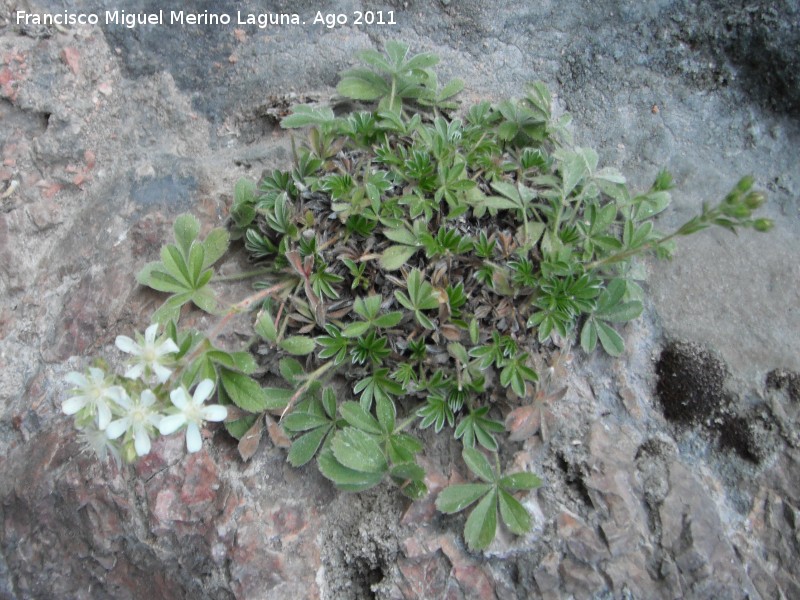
[735,175,755,193]
[753,218,773,232]
[744,191,766,209]
[732,205,751,219]
[123,441,138,464]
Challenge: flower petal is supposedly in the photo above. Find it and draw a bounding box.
[134,427,152,456]
[115,335,139,354]
[65,372,89,388]
[140,389,157,407]
[62,396,87,415]
[108,387,132,410]
[153,363,173,384]
[105,418,129,440]
[88,367,107,382]
[124,364,145,380]
[144,323,159,344]
[96,402,112,430]
[202,404,228,422]
[193,379,215,405]
[158,414,186,435]
[156,338,179,356]
[169,387,190,410]
[186,423,202,453]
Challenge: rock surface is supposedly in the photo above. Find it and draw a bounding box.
[1,0,799,598]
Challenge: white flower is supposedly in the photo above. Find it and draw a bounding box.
[77,422,122,466]
[105,389,163,457]
[63,367,124,430]
[115,323,179,384]
[158,379,227,453]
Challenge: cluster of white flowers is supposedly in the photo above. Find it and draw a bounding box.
[63,324,227,462]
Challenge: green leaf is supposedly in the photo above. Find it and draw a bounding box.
[188,242,205,286]
[337,69,390,101]
[191,287,217,314]
[279,358,305,385]
[498,490,532,535]
[357,48,393,72]
[205,350,254,374]
[288,426,330,467]
[280,336,316,356]
[464,489,498,551]
[580,319,598,353]
[152,292,192,323]
[375,396,396,433]
[262,387,294,410]
[596,299,643,323]
[280,105,337,128]
[435,483,492,513]
[437,78,464,101]
[596,321,625,357]
[331,427,387,473]
[219,368,270,413]
[340,402,383,434]
[380,245,418,270]
[225,414,257,441]
[173,214,200,257]
[283,412,332,432]
[634,191,671,220]
[137,263,188,294]
[373,312,403,328]
[561,148,598,197]
[382,226,418,245]
[404,51,439,72]
[161,245,191,285]
[342,321,371,338]
[318,448,385,492]
[202,228,230,269]
[463,447,495,483]
[499,472,542,491]
[390,462,426,482]
[234,178,256,206]
[255,311,278,343]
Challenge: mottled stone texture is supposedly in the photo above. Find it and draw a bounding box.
[2,0,800,598]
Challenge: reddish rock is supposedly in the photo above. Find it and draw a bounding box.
[61,47,80,75]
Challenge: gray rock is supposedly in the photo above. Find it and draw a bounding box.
[2,0,800,598]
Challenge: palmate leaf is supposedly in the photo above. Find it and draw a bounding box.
[580,280,642,356]
[285,387,340,467]
[436,447,541,551]
[136,213,229,323]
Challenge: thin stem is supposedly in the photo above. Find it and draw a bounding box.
[586,230,682,270]
[280,360,338,420]
[178,279,296,375]
[215,267,274,282]
[396,414,418,433]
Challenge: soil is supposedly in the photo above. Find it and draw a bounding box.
[1,1,800,599]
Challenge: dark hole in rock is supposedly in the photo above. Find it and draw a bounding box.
[556,451,593,509]
[716,414,761,464]
[656,340,728,426]
[766,368,800,403]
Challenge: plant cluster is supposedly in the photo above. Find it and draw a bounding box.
[64,41,772,551]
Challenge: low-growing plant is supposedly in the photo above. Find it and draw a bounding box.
[64,40,773,551]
